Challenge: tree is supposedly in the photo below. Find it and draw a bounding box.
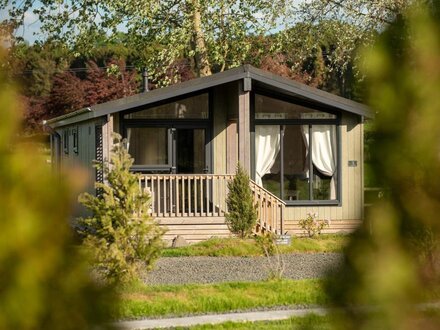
[19,57,139,133]
[325,2,440,328]
[78,134,164,283]
[289,1,414,79]
[1,0,286,83]
[225,163,258,239]
[0,47,114,330]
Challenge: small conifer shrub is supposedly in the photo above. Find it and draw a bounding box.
[225,163,258,238]
[78,134,164,282]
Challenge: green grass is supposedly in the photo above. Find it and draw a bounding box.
[161,235,348,257]
[179,314,333,330]
[115,279,328,319]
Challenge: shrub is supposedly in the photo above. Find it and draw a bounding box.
[0,49,113,329]
[255,233,285,280]
[225,163,258,238]
[78,134,164,283]
[298,212,330,238]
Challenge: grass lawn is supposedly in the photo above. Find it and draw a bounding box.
[161,235,348,257]
[177,314,333,330]
[115,279,328,320]
[178,309,440,329]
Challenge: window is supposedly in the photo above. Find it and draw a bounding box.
[122,92,211,174]
[126,127,169,166]
[255,94,336,120]
[124,93,209,119]
[63,129,69,154]
[72,127,78,154]
[254,94,339,204]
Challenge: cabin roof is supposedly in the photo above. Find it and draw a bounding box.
[45,64,373,128]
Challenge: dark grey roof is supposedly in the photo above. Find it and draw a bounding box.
[45,64,373,127]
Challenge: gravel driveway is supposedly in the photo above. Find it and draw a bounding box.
[143,253,343,285]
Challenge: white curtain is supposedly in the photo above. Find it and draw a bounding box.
[255,125,281,186]
[303,125,337,199]
[126,128,132,152]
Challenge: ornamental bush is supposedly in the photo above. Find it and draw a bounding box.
[225,163,258,238]
[78,134,164,283]
[298,212,330,238]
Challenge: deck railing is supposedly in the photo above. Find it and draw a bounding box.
[138,174,285,234]
[250,180,286,235]
[139,174,234,218]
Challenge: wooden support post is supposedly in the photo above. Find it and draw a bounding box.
[238,80,251,173]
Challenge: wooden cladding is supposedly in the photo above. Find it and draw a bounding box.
[138,174,285,235]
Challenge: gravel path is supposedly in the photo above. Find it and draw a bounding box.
[143,253,343,285]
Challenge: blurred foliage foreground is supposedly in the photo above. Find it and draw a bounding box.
[0,49,115,329]
[326,3,440,330]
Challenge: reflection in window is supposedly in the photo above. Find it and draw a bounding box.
[283,125,309,201]
[126,127,168,165]
[255,94,336,120]
[176,129,205,174]
[124,93,209,119]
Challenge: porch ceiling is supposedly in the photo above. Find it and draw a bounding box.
[45,65,373,128]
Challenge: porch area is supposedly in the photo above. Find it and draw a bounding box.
[139,174,285,243]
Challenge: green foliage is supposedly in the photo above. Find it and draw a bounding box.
[325,2,440,329]
[181,314,334,330]
[162,237,262,257]
[116,279,327,319]
[255,232,285,280]
[298,212,330,238]
[78,134,164,283]
[161,235,349,257]
[2,0,285,83]
[255,233,277,257]
[0,49,114,329]
[225,163,258,238]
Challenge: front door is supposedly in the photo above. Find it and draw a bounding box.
[173,128,207,174]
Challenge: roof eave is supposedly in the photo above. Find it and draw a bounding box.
[44,107,93,128]
[44,64,373,127]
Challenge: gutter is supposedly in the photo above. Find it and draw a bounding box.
[43,107,93,126]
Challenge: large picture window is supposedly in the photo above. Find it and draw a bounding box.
[122,92,211,174]
[254,94,339,204]
[124,93,209,119]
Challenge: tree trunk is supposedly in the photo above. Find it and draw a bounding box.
[191,0,212,77]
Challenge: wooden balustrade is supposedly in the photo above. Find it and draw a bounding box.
[139,174,234,218]
[250,180,286,235]
[138,174,285,235]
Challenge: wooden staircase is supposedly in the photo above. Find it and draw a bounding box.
[249,180,285,235]
[138,174,285,243]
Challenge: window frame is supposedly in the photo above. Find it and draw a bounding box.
[63,129,69,155]
[251,90,342,206]
[120,90,213,174]
[72,127,78,154]
[122,90,211,120]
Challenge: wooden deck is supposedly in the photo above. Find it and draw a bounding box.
[139,174,362,244]
[138,174,285,243]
